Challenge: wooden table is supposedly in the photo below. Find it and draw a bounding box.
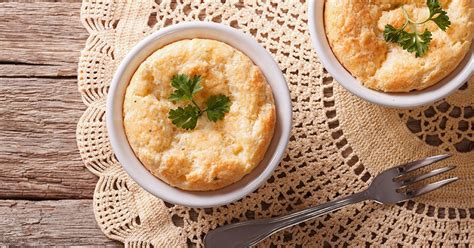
[0,1,120,246]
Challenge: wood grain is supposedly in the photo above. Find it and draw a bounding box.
[0,2,85,77]
[0,1,119,245]
[1,1,128,245]
[0,77,98,199]
[0,199,120,246]
[0,2,97,199]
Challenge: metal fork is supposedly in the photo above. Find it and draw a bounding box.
[204,154,458,248]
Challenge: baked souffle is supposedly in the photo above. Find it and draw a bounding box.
[123,39,275,191]
[324,0,473,92]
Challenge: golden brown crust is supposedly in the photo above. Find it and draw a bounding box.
[324,0,473,92]
[123,39,275,191]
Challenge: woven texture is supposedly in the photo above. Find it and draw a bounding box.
[76,1,473,247]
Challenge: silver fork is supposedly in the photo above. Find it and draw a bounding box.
[204,154,458,248]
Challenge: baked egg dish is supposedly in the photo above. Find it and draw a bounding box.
[324,0,473,92]
[123,39,275,191]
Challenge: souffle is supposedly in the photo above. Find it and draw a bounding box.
[324,0,473,92]
[123,39,275,191]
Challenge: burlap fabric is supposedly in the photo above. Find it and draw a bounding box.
[76,1,473,247]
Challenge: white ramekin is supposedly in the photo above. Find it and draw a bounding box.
[106,22,292,208]
[308,0,474,108]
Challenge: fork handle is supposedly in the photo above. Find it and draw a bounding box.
[204,190,369,248]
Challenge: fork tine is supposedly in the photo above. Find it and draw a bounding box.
[406,177,458,198]
[401,166,456,186]
[399,154,452,173]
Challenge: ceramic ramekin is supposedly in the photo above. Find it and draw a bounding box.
[308,0,474,108]
[106,22,292,208]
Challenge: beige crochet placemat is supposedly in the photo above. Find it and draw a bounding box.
[76,1,473,247]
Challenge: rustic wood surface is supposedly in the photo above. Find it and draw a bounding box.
[0,200,120,246]
[0,1,121,246]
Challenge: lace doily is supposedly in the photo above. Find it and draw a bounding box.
[76,1,473,246]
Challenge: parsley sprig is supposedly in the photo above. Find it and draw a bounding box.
[383,0,451,57]
[168,74,231,130]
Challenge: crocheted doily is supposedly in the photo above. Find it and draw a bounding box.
[76,1,473,247]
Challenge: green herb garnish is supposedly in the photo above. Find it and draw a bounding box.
[205,94,231,122]
[383,0,451,57]
[168,105,200,130]
[169,74,202,102]
[168,74,231,130]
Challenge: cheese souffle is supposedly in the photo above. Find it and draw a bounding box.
[123,39,275,191]
[324,0,473,92]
